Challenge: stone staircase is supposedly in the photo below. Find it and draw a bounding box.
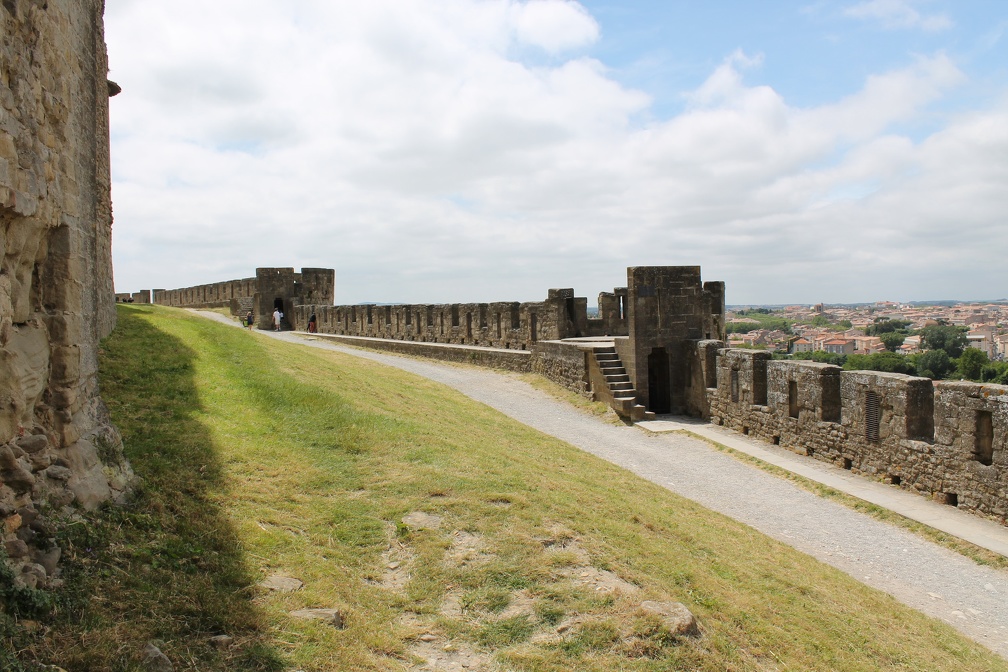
[593,346,654,422]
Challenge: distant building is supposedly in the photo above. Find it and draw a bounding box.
[823,338,855,355]
[791,337,813,353]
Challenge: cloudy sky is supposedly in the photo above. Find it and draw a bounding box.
[105,0,1008,305]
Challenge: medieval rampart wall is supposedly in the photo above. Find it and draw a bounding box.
[295,286,627,351]
[707,348,1008,522]
[150,266,336,330]
[139,261,1008,526]
[312,333,535,373]
[153,276,258,310]
[2,0,132,588]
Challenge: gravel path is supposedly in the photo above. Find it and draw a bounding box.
[197,314,1008,658]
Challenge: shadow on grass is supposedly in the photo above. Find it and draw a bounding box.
[14,305,284,671]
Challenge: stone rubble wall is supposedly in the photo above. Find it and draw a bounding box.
[708,348,1008,522]
[294,286,627,352]
[150,266,337,331]
[310,333,534,373]
[153,276,258,310]
[2,0,133,589]
[531,340,591,395]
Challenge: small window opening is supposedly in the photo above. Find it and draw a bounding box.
[975,411,994,466]
[888,475,901,486]
[730,368,739,403]
[742,426,749,435]
[842,458,852,470]
[772,435,780,446]
[937,492,958,507]
[822,375,841,423]
[788,381,799,419]
[865,390,880,442]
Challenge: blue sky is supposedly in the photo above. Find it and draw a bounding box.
[582,1,1007,118]
[105,1,1008,305]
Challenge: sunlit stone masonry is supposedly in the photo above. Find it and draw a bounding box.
[1,0,133,588]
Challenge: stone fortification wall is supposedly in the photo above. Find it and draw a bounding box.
[625,266,724,414]
[532,340,593,395]
[2,0,132,588]
[295,285,627,350]
[150,266,335,330]
[154,276,258,310]
[145,261,1008,527]
[311,333,534,373]
[708,349,1008,522]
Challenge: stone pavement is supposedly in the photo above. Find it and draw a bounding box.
[638,416,1008,558]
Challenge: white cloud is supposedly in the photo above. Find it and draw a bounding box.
[843,0,953,32]
[509,0,599,53]
[104,0,1005,305]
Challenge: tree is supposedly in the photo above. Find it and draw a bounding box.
[913,349,952,379]
[866,318,910,336]
[919,324,968,358]
[871,351,914,374]
[957,348,989,381]
[880,332,906,352]
[725,321,761,334]
[843,352,913,374]
[791,350,845,366]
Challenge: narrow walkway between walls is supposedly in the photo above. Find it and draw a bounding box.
[194,312,1008,659]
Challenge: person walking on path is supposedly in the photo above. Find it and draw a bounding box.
[272,307,282,331]
[246,310,254,330]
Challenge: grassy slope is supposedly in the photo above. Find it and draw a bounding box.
[7,304,1006,671]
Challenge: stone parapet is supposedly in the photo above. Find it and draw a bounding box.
[310,333,533,373]
[709,349,1008,523]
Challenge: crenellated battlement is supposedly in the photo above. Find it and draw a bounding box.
[135,264,1008,526]
[705,346,1008,521]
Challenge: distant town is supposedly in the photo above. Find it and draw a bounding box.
[724,300,1008,384]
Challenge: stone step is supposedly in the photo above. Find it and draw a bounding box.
[604,373,630,383]
[610,382,634,392]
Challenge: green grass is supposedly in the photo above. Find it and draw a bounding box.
[4,303,1007,671]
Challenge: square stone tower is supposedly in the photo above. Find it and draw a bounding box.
[625,267,724,414]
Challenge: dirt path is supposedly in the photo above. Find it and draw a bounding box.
[196,313,1008,658]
